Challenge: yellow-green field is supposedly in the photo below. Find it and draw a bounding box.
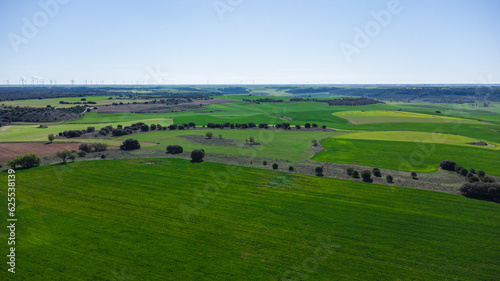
[334,110,487,125]
[338,131,500,149]
[1,96,154,108]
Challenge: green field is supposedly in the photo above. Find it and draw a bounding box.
[334,110,487,125]
[118,129,343,162]
[338,131,500,148]
[313,138,500,175]
[0,96,146,108]
[1,159,499,280]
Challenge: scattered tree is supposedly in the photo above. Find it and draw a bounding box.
[166,145,183,154]
[305,123,311,129]
[91,142,108,152]
[440,160,456,171]
[315,166,324,176]
[346,168,354,176]
[56,150,72,163]
[460,182,500,202]
[68,151,78,162]
[272,163,278,170]
[78,143,92,153]
[48,133,55,142]
[77,151,87,157]
[312,139,318,146]
[289,166,294,172]
[206,132,213,139]
[386,175,393,183]
[361,170,372,181]
[191,149,205,162]
[477,171,486,178]
[411,172,418,179]
[352,171,359,178]
[120,139,141,150]
[372,168,382,177]
[263,161,267,166]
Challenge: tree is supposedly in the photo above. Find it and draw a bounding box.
[263,161,267,166]
[372,168,381,177]
[346,168,354,176]
[361,170,372,181]
[166,145,183,154]
[191,149,205,162]
[7,153,41,169]
[48,133,55,142]
[141,125,149,132]
[295,124,301,130]
[289,166,294,172]
[460,182,500,202]
[218,134,223,139]
[77,151,87,157]
[481,176,496,183]
[315,166,324,176]
[206,132,213,139]
[120,139,141,150]
[68,151,78,162]
[411,172,418,179]
[272,163,278,170]
[150,124,157,131]
[78,143,92,153]
[312,139,318,146]
[56,150,72,163]
[188,122,196,128]
[249,136,255,144]
[322,125,327,130]
[312,123,318,128]
[386,175,393,183]
[178,125,185,130]
[352,171,359,178]
[477,171,486,178]
[439,160,456,171]
[468,175,480,183]
[305,123,311,128]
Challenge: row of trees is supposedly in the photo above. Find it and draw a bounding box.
[440,160,495,183]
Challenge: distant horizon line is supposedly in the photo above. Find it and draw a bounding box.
[0,83,499,87]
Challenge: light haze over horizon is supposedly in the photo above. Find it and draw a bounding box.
[0,0,499,85]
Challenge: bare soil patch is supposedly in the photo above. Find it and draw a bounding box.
[0,142,119,162]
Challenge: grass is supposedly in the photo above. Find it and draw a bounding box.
[334,110,487,125]
[1,158,498,280]
[117,129,342,162]
[313,138,500,175]
[338,131,500,148]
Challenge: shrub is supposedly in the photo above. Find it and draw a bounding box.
[468,176,480,183]
[91,142,108,152]
[372,168,381,177]
[289,166,294,172]
[258,123,268,128]
[191,149,205,162]
[188,122,196,128]
[68,151,78,162]
[7,153,42,169]
[322,125,327,129]
[178,125,185,130]
[166,145,183,154]
[150,124,156,131]
[272,163,278,170]
[263,161,267,166]
[411,172,418,179]
[312,123,318,128]
[469,168,476,174]
[249,136,255,144]
[56,150,72,163]
[78,143,92,153]
[295,124,301,129]
[120,139,141,150]
[101,154,106,159]
[168,124,177,130]
[87,126,95,133]
[361,170,372,181]
[99,129,107,136]
[112,129,127,136]
[481,176,496,183]
[248,122,256,128]
[48,133,55,142]
[77,151,87,157]
[477,171,486,178]
[439,160,456,171]
[141,125,149,132]
[352,171,359,178]
[315,166,323,176]
[386,175,393,183]
[459,168,468,177]
[218,134,223,139]
[346,168,354,176]
[460,182,500,202]
[206,132,213,139]
[305,123,311,128]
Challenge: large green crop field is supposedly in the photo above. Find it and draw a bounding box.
[1,159,499,280]
[313,138,500,175]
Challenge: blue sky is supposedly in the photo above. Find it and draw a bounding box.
[0,0,499,85]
